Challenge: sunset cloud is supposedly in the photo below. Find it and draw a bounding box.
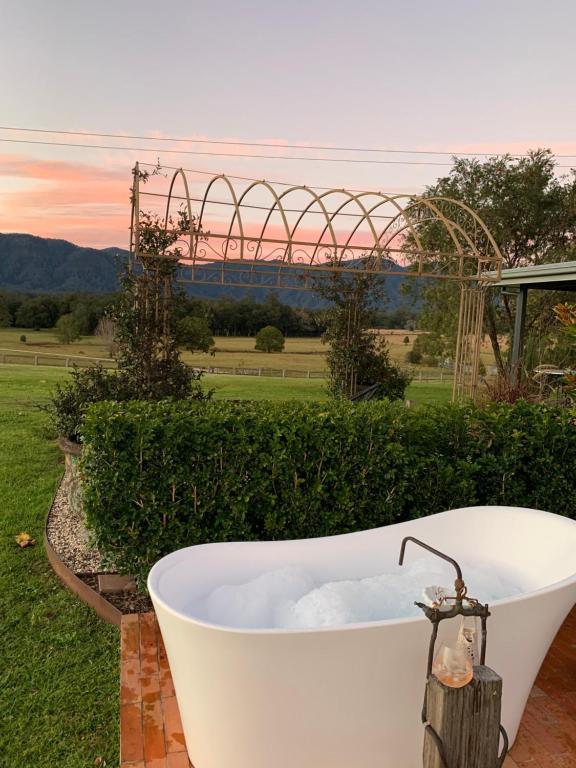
[0,153,131,247]
[2,135,575,252]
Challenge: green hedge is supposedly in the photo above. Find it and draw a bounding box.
[81,400,576,584]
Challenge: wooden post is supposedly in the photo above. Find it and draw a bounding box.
[423,666,502,768]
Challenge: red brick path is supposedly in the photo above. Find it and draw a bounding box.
[120,607,576,768]
[120,613,190,767]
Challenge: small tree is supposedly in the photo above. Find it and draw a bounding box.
[403,335,410,345]
[109,209,204,400]
[46,204,209,441]
[312,260,410,400]
[177,316,215,354]
[255,325,285,353]
[55,314,82,344]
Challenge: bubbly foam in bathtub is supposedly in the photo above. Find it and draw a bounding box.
[189,557,523,629]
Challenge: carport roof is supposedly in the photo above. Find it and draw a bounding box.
[488,260,576,291]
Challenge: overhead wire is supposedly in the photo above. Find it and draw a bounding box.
[0,136,457,166]
[2,124,576,159]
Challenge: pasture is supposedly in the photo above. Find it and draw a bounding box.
[0,327,500,377]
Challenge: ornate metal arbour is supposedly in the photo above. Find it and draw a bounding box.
[130,163,502,400]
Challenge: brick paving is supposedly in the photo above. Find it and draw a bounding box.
[120,606,576,768]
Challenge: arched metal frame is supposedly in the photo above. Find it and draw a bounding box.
[131,164,503,401]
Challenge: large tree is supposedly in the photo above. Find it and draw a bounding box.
[412,150,576,375]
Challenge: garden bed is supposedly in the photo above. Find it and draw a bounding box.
[45,478,151,620]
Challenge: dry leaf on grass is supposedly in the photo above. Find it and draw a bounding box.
[15,532,36,548]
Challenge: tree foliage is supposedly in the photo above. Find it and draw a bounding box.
[0,296,10,327]
[109,210,205,400]
[55,313,82,344]
[412,150,576,375]
[254,325,285,353]
[15,296,60,330]
[47,208,208,441]
[177,316,215,354]
[313,262,410,400]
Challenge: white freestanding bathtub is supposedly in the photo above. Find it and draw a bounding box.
[148,506,576,768]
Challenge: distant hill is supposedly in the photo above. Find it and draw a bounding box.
[0,234,127,294]
[0,233,413,309]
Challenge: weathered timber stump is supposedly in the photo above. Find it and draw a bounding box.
[423,665,503,768]
[57,437,83,517]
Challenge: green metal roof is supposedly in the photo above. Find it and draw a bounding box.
[487,260,576,291]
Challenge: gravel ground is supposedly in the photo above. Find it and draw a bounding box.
[47,481,152,613]
[46,481,104,572]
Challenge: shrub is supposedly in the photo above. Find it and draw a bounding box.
[19,334,26,343]
[46,364,130,442]
[81,399,576,584]
[405,349,422,364]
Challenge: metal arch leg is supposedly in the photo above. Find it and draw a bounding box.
[497,724,509,767]
[424,724,450,768]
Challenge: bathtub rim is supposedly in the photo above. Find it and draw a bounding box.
[148,505,576,636]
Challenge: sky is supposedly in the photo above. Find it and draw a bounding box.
[1,0,576,249]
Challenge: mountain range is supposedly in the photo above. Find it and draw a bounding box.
[0,233,413,310]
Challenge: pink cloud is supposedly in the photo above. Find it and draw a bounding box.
[0,154,132,247]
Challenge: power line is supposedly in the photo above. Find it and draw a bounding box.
[2,124,576,159]
[4,136,576,171]
[0,136,456,166]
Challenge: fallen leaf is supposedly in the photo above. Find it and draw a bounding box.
[15,532,36,548]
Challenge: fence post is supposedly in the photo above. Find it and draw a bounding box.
[282,369,286,378]
[34,355,38,366]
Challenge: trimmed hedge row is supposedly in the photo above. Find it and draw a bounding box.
[81,400,576,583]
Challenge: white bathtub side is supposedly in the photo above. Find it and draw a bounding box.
[149,507,576,768]
[154,584,575,768]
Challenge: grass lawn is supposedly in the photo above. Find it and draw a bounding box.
[0,364,454,406]
[0,368,119,768]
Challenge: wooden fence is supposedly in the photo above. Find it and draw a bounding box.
[0,347,455,383]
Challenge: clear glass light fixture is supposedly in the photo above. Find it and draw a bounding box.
[432,644,474,688]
